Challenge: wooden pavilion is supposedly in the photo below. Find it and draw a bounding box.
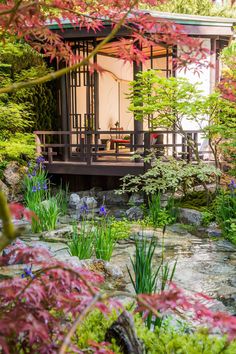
[34,11,235,179]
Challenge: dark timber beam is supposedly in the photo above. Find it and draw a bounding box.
[60,68,69,161]
[210,38,217,92]
[133,49,143,151]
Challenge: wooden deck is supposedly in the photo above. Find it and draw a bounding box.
[34,129,208,176]
[46,160,144,176]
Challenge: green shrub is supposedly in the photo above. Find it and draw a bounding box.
[110,218,131,239]
[0,133,35,163]
[179,190,215,211]
[214,187,236,243]
[147,193,177,228]
[119,157,220,196]
[201,210,215,227]
[75,309,236,354]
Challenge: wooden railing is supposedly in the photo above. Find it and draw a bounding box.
[34,129,210,166]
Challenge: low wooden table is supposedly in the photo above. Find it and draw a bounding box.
[110,139,131,153]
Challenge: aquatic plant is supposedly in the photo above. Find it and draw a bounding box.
[94,215,116,261]
[128,230,177,328]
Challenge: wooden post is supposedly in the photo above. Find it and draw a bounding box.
[35,133,42,155]
[144,132,151,172]
[60,72,69,161]
[48,148,53,164]
[133,52,143,157]
[210,38,217,93]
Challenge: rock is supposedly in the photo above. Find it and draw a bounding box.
[178,208,203,226]
[3,162,22,188]
[126,206,143,221]
[111,208,127,219]
[166,224,189,235]
[69,193,81,209]
[207,227,222,238]
[97,190,129,206]
[0,180,9,199]
[83,259,125,290]
[77,187,102,199]
[131,229,159,240]
[128,193,144,206]
[216,240,236,252]
[41,225,73,240]
[0,264,28,279]
[105,311,144,354]
[54,254,85,268]
[81,196,97,209]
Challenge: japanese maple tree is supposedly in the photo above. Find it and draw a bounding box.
[0,0,210,93]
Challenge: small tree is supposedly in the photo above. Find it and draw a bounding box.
[128,70,206,162]
[202,92,236,173]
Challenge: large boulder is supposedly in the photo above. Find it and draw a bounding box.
[126,206,143,221]
[178,208,203,226]
[69,193,82,209]
[0,180,9,199]
[128,193,144,206]
[97,190,129,206]
[81,196,97,210]
[3,162,25,200]
[3,162,22,188]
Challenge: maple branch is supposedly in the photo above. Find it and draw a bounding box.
[59,293,101,354]
[0,0,139,95]
[1,0,24,38]
[15,264,97,302]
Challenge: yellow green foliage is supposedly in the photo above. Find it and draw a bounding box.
[75,309,236,354]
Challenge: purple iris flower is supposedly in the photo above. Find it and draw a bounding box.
[27,174,32,179]
[99,205,107,217]
[80,204,88,214]
[32,186,37,193]
[31,170,36,177]
[37,182,41,191]
[21,265,34,279]
[229,179,236,191]
[36,156,45,164]
[42,183,48,190]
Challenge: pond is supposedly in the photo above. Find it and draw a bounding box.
[7,223,236,315]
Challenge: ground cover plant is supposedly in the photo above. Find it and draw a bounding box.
[147,193,178,228]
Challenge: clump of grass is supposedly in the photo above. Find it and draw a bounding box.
[29,197,60,233]
[68,222,94,259]
[128,228,177,329]
[94,219,116,261]
[147,193,178,228]
[55,183,69,216]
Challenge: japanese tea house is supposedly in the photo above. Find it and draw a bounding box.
[34,10,235,187]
